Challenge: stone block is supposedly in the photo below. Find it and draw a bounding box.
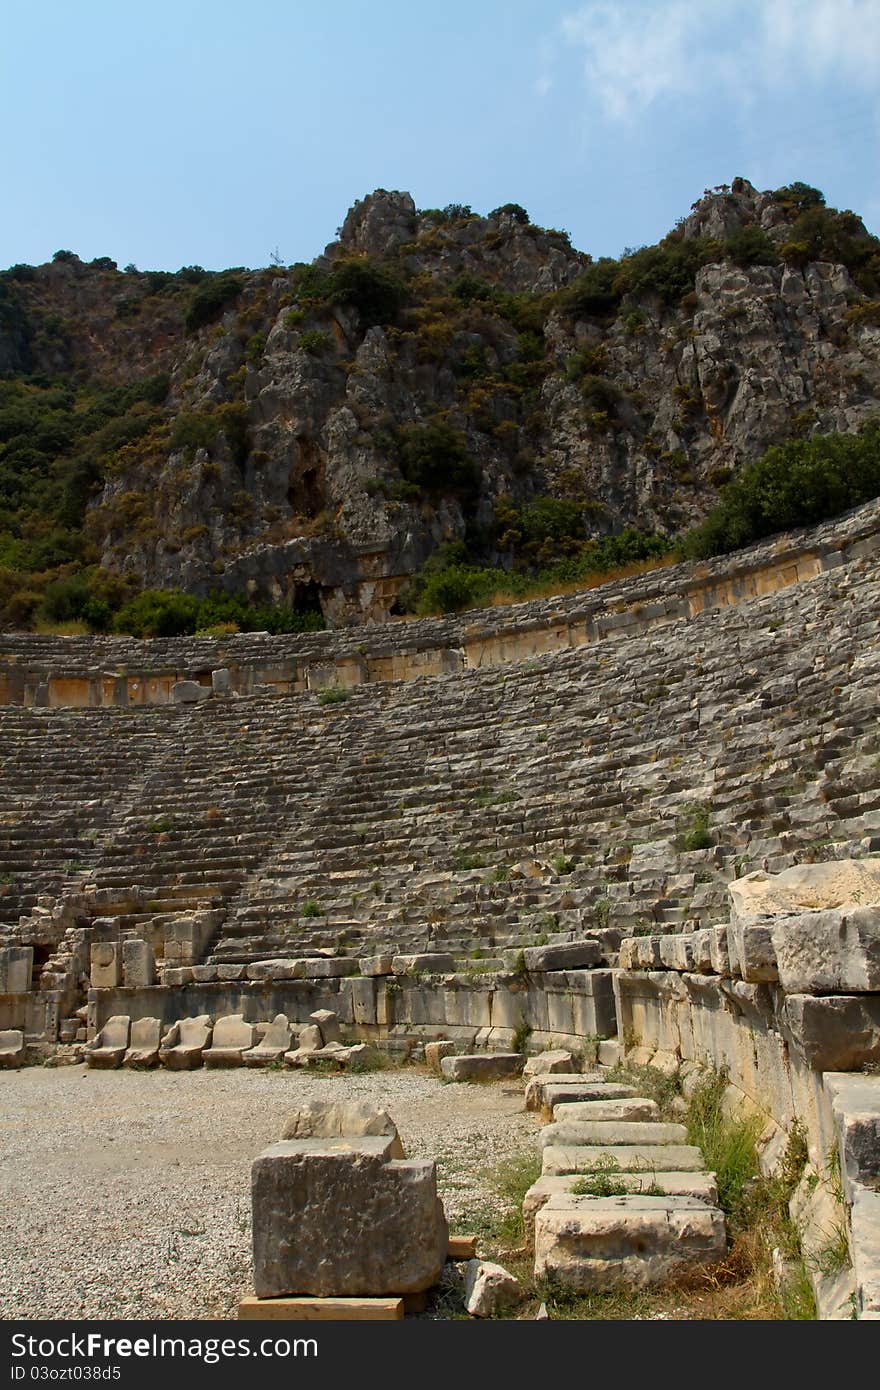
[350,977,376,1026]
[463,1259,523,1317]
[534,1195,726,1289]
[0,1029,25,1067]
[691,929,714,974]
[440,1053,525,1082]
[658,937,678,970]
[552,1098,661,1124]
[784,994,880,1071]
[391,953,456,976]
[246,959,304,981]
[171,680,210,703]
[301,959,358,979]
[730,860,880,922]
[523,1172,720,1235]
[211,668,231,694]
[851,1186,880,1315]
[636,938,663,969]
[360,954,395,977]
[251,1137,448,1297]
[447,1236,477,1260]
[522,942,601,972]
[617,940,638,971]
[709,926,731,977]
[296,1024,323,1052]
[542,1144,704,1176]
[122,938,155,988]
[424,1040,456,1074]
[217,964,247,981]
[824,1073,880,1201]
[598,1040,624,1068]
[0,946,33,995]
[729,918,779,983]
[162,967,194,986]
[530,1079,638,1112]
[539,1120,688,1149]
[772,906,880,993]
[90,942,121,989]
[281,1101,404,1157]
[523,1050,574,1078]
[310,1009,341,1043]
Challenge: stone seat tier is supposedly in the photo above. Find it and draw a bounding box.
[2,548,879,970]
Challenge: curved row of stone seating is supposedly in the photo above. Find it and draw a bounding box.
[208,544,880,963]
[83,1007,361,1070]
[4,540,880,981]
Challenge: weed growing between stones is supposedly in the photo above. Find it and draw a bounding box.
[685,1069,762,1214]
[570,1156,628,1198]
[316,684,350,705]
[345,1044,396,1073]
[607,1061,682,1116]
[675,803,714,852]
[812,1223,851,1278]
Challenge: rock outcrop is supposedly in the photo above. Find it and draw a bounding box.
[2,178,878,627]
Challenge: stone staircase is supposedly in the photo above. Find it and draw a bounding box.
[522,1071,726,1289]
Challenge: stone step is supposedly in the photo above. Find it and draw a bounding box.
[538,1121,689,1149]
[542,1144,705,1175]
[533,1194,727,1290]
[551,1098,661,1123]
[523,1171,720,1234]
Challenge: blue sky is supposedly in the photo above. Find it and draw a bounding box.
[3,0,878,272]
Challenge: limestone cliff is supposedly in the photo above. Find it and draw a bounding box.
[1,178,878,626]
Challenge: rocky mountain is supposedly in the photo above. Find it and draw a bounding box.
[1,177,878,629]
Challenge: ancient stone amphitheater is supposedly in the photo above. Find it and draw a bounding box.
[2,499,879,1319]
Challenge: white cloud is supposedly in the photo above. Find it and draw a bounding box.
[556,0,880,122]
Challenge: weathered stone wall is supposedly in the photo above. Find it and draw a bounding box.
[1,498,877,708]
[90,964,618,1056]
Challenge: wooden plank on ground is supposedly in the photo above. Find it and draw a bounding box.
[238,1295,404,1321]
[447,1236,477,1259]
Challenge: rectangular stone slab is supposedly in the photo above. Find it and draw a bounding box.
[238,1296,404,1321]
[772,907,880,993]
[551,1098,660,1124]
[539,1120,688,1148]
[525,1077,637,1110]
[542,1144,705,1175]
[441,1053,524,1082]
[523,1172,719,1234]
[534,1194,726,1289]
[251,1138,448,1298]
[522,942,602,971]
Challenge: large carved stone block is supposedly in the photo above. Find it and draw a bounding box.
[90,942,121,989]
[772,907,880,993]
[251,1137,447,1298]
[534,1195,726,1289]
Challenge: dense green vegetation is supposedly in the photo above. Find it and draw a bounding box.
[291,256,405,329]
[110,588,325,638]
[403,526,672,616]
[0,374,172,625]
[680,422,880,559]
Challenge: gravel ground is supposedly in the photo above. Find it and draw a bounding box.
[0,1064,537,1320]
